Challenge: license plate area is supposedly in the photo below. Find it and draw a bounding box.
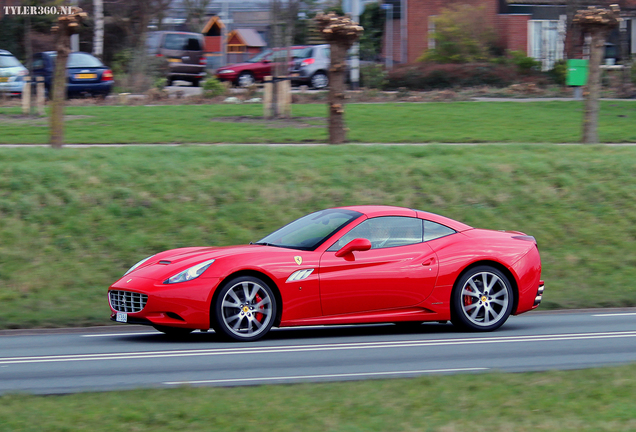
[75,73,97,79]
[0,77,9,83]
[116,312,128,323]
[168,58,181,63]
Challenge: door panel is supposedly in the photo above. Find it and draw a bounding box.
[319,243,439,316]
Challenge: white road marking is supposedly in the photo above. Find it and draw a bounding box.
[3,330,636,365]
[163,368,490,386]
[593,313,636,317]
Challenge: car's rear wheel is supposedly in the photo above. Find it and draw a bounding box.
[212,276,276,342]
[451,266,513,332]
[191,78,200,87]
[152,325,194,336]
[311,71,329,89]
[237,72,255,87]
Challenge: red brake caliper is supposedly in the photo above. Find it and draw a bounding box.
[463,287,474,307]
[254,293,264,322]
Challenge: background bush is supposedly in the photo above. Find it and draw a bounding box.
[203,77,227,98]
[386,63,520,90]
[360,64,388,89]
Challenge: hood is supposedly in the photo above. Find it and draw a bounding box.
[120,244,284,281]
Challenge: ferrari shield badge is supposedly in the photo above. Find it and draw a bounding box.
[294,256,303,265]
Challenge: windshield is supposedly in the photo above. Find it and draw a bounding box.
[247,50,272,63]
[47,52,104,68]
[257,209,362,250]
[0,54,22,68]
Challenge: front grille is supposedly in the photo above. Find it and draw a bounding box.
[109,290,148,313]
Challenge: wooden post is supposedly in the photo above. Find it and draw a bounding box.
[263,75,273,119]
[36,76,45,116]
[276,77,291,119]
[22,76,31,115]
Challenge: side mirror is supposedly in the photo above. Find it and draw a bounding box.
[335,238,372,258]
[263,59,271,64]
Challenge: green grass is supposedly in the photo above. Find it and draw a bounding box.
[2,364,636,431]
[1,101,636,144]
[0,145,635,329]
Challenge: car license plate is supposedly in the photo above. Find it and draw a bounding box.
[168,58,181,63]
[116,312,128,323]
[0,77,8,83]
[75,73,97,79]
[291,73,299,77]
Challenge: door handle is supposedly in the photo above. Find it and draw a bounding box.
[422,257,435,266]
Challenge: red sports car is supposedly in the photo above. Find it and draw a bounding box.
[108,206,544,341]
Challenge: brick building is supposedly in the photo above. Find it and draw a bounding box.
[382,0,636,69]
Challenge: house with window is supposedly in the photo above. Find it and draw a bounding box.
[382,0,636,69]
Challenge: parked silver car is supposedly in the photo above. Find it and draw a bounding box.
[290,44,330,89]
[0,50,28,95]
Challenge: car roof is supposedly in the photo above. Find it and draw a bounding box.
[335,205,472,231]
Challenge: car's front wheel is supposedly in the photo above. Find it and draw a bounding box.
[212,276,277,342]
[311,71,329,89]
[237,72,255,87]
[451,266,513,331]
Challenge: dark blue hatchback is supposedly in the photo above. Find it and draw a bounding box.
[32,51,113,97]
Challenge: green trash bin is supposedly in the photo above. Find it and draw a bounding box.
[566,59,589,86]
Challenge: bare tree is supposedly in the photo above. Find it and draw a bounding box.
[93,0,104,59]
[50,7,87,148]
[183,0,212,33]
[574,4,621,144]
[315,12,363,144]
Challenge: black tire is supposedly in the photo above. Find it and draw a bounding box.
[152,325,194,336]
[166,78,174,87]
[451,266,513,332]
[310,71,329,89]
[211,275,277,342]
[191,78,200,87]
[237,72,255,88]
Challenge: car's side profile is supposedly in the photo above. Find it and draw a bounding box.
[108,206,544,341]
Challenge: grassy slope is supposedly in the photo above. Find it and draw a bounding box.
[1,101,636,144]
[0,145,635,329]
[2,364,636,431]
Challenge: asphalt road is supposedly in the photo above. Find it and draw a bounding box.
[2,309,636,395]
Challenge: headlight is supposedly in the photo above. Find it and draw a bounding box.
[217,69,235,74]
[124,254,156,276]
[164,259,215,284]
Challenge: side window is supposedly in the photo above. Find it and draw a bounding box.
[424,220,456,241]
[33,57,45,70]
[328,217,423,251]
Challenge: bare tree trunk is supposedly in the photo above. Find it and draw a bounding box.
[582,30,607,144]
[93,0,104,59]
[50,27,71,148]
[328,43,347,144]
[619,17,631,97]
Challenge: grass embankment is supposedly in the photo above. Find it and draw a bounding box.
[0,145,635,329]
[2,364,636,431]
[1,101,636,144]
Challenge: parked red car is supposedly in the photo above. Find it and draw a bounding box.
[216,46,310,87]
[108,205,544,342]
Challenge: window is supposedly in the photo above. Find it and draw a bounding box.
[424,220,455,241]
[163,34,202,51]
[328,217,423,251]
[529,17,565,70]
[257,209,361,251]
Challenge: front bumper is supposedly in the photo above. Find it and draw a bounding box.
[108,275,221,330]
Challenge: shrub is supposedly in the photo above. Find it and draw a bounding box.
[386,63,519,91]
[203,77,227,98]
[549,60,568,86]
[360,64,388,89]
[509,50,541,75]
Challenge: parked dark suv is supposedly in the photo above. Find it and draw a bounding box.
[146,31,206,87]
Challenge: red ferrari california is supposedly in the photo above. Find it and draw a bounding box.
[108,206,544,341]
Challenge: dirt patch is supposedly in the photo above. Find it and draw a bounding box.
[211,116,326,128]
[0,114,93,125]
